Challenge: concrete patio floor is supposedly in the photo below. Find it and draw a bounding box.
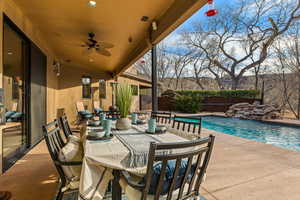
[201,128,300,200]
[0,128,300,200]
[0,141,58,200]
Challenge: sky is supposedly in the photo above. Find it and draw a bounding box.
[149,0,299,77]
[174,0,229,33]
[163,0,232,54]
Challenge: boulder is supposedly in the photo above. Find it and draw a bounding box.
[225,102,281,120]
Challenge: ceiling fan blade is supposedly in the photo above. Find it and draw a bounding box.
[82,48,93,56]
[98,42,114,49]
[96,48,111,56]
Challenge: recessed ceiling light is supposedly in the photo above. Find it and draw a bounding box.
[88,1,96,7]
[7,51,13,55]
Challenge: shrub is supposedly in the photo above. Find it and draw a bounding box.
[175,95,202,113]
[177,90,259,99]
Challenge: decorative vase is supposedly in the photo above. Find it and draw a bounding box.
[147,118,156,133]
[131,113,138,124]
[116,118,131,130]
[103,119,112,136]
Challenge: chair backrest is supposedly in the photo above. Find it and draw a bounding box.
[76,101,85,112]
[94,100,100,110]
[151,111,172,124]
[12,102,18,112]
[172,115,202,135]
[142,135,215,200]
[59,114,73,139]
[42,120,67,184]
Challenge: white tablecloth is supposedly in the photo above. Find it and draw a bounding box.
[78,124,192,200]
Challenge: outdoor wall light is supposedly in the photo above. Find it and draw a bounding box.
[82,76,91,85]
[53,60,61,77]
[152,21,158,31]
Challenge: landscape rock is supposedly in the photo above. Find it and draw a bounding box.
[226,102,281,120]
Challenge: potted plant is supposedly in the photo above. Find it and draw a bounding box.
[116,84,133,130]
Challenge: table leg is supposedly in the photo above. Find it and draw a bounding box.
[112,170,122,200]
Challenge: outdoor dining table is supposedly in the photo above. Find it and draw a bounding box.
[78,122,192,200]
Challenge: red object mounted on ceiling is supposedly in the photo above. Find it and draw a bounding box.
[205,9,218,16]
[205,0,218,17]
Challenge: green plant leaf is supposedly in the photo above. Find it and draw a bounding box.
[116,84,133,118]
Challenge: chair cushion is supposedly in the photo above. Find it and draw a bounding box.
[140,160,196,195]
[5,111,16,119]
[79,110,92,116]
[79,110,93,119]
[10,112,23,122]
[58,137,83,181]
[94,108,103,115]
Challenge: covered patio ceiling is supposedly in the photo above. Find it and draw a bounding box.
[13,0,206,77]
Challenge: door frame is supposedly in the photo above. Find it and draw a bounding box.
[3,14,47,150]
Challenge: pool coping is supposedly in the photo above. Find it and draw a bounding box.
[182,112,300,128]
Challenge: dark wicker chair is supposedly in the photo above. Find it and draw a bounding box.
[43,120,81,200]
[59,114,80,139]
[172,115,202,135]
[120,135,215,200]
[151,111,172,124]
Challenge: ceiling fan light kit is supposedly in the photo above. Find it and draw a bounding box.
[81,32,114,57]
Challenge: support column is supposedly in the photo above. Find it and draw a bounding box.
[151,45,158,112]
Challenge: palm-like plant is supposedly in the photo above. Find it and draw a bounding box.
[116,84,133,118]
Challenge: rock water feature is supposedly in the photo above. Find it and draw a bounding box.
[225,102,281,120]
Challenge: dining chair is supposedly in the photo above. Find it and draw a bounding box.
[59,114,80,140]
[151,111,172,124]
[172,115,202,135]
[76,101,93,122]
[93,100,103,116]
[11,102,18,112]
[120,135,215,200]
[43,120,81,200]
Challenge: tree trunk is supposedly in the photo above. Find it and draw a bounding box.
[254,70,259,90]
[231,78,239,90]
[195,78,205,90]
[298,72,300,119]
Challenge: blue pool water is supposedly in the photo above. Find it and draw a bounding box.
[179,116,300,152]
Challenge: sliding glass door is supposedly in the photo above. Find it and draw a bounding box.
[2,16,47,172]
[2,22,29,171]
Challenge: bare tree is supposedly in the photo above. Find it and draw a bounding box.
[170,52,193,90]
[192,57,207,90]
[272,22,300,119]
[182,0,300,90]
[134,42,174,82]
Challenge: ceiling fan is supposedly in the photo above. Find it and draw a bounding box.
[81,32,114,57]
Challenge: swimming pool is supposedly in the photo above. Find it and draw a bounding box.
[178,116,300,152]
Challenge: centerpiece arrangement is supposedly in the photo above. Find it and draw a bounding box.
[116,84,133,130]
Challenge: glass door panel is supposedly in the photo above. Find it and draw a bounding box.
[2,22,28,172]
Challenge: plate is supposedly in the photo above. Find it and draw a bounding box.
[86,134,114,141]
[132,120,147,125]
[145,129,166,134]
[87,120,101,127]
